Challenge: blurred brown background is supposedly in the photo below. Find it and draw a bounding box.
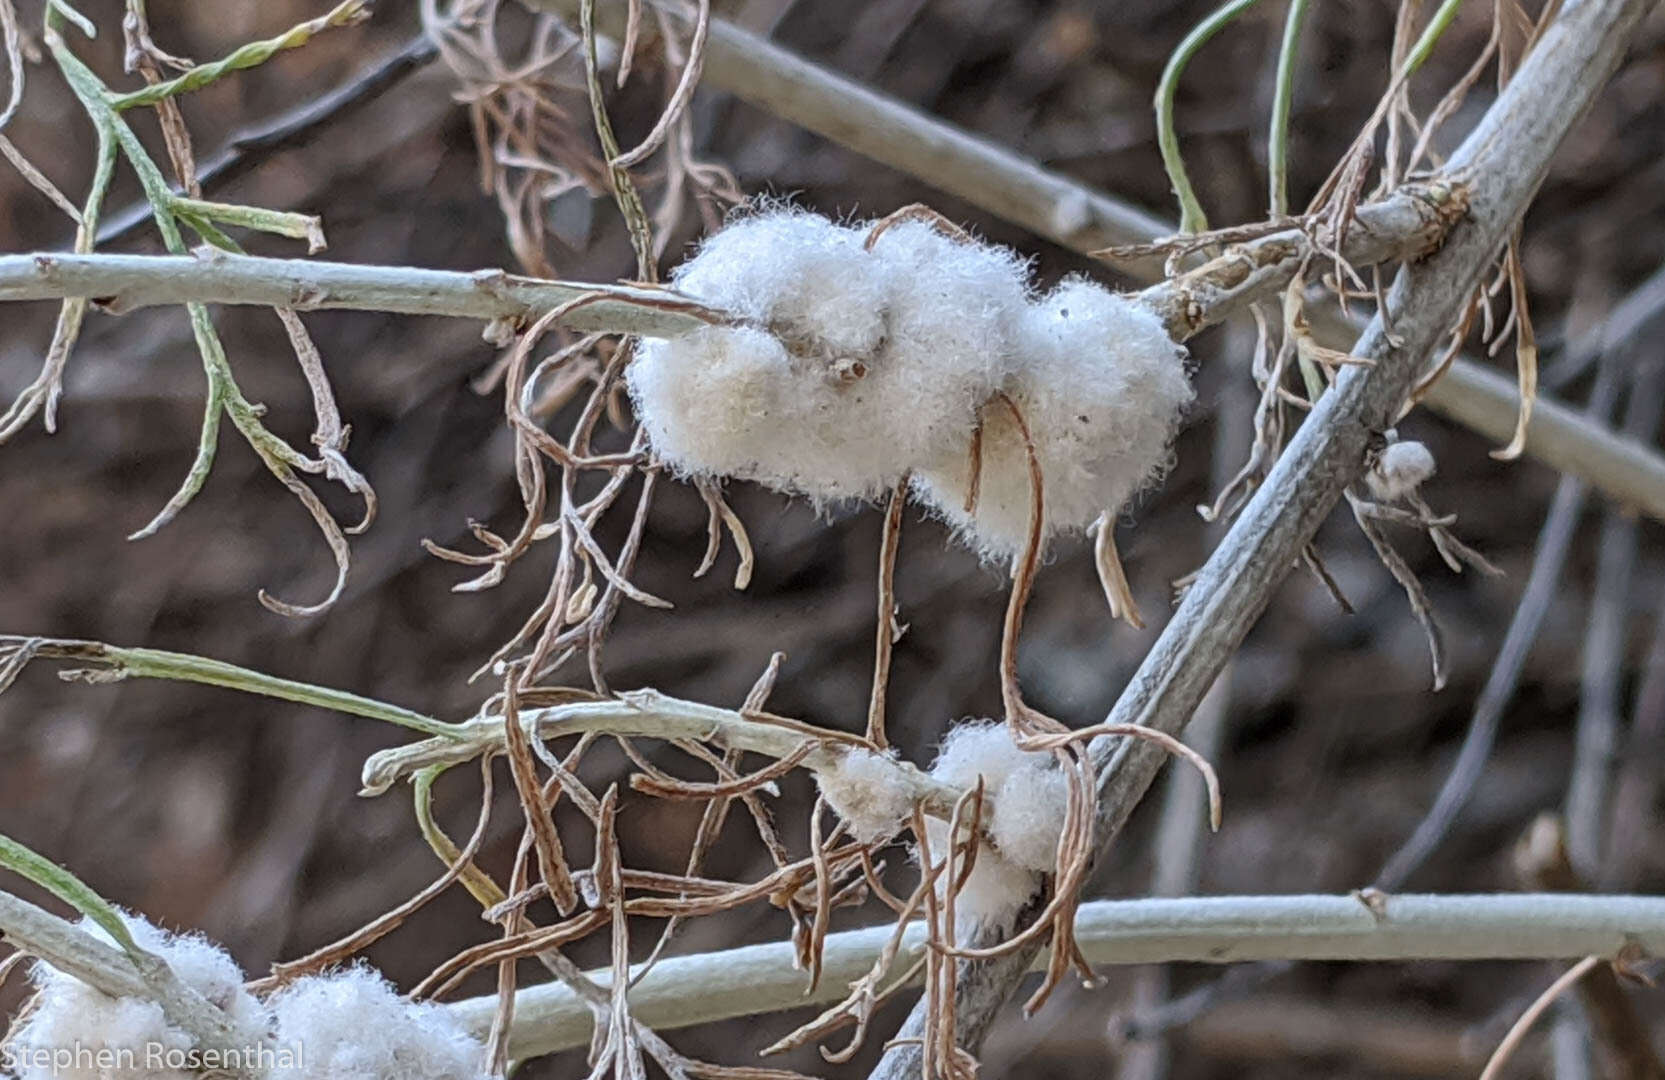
[2,1,1663,1076]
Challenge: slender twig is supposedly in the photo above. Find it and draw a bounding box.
[0,250,722,335]
[866,478,907,750]
[441,892,1665,1061]
[1515,816,1665,1080]
[9,219,1665,524]
[1482,957,1604,1080]
[1,636,466,740]
[5,180,1462,348]
[518,0,1665,527]
[107,0,370,111]
[98,35,440,245]
[1267,0,1310,218]
[360,687,964,808]
[1567,357,1665,878]
[1153,0,1264,233]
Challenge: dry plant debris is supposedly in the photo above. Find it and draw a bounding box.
[0,0,1655,1079]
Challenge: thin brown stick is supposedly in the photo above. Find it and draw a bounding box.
[1480,957,1602,1080]
[866,478,907,750]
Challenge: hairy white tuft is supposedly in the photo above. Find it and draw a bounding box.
[990,757,1071,873]
[630,206,1191,576]
[5,912,269,1080]
[1367,439,1436,502]
[266,966,488,1080]
[628,208,1034,504]
[817,748,913,843]
[919,721,1057,926]
[929,720,1029,793]
[865,219,1032,472]
[915,277,1192,561]
[672,207,889,357]
[921,817,1041,929]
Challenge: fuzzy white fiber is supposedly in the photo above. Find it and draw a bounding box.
[930,721,1029,793]
[4,915,488,1080]
[1367,439,1437,502]
[920,722,1057,925]
[915,277,1193,561]
[990,758,1071,873]
[6,912,269,1080]
[628,207,1033,503]
[266,966,489,1080]
[816,748,913,843]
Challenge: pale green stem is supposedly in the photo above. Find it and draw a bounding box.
[48,19,352,605]
[173,196,325,252]
[1267,0,1310,217]
[1398,0,1468,81]
[108,0,368,110]
[413,766,506,906]
[0,832,141,958]
[6,636,465,740]
[1155,0,1265,234]
[580,0,655,278]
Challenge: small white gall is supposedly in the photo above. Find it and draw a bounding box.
[989,757,1071,874]
[918,720,1059,925]
[627,207,1033,504]
[929,720,1032,793]
[5,913,270,1080]
[914,277,1192,562]
[266,965,489,1079]
[920,816,1041,928]
[816,747,913,843]
[1367,439,1437,502]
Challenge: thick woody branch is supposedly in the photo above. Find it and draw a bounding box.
[444,892,1665,1061]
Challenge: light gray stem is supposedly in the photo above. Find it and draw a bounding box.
[445,892,1665,1061]
[0,249,712,336]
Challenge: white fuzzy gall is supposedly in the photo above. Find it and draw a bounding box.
[266,966,489,1080]
[914,277,1192,562]
[816,747,913,844]
[990,757,1071,873]
[627,207,1033,503]
[864,218,1033,471]
[1366,439,1437,502]
[5,913,269,1080]
[919,721,1060,925]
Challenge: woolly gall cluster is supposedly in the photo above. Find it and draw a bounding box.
[919,721,1071,926]
[628,207,1192,562]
